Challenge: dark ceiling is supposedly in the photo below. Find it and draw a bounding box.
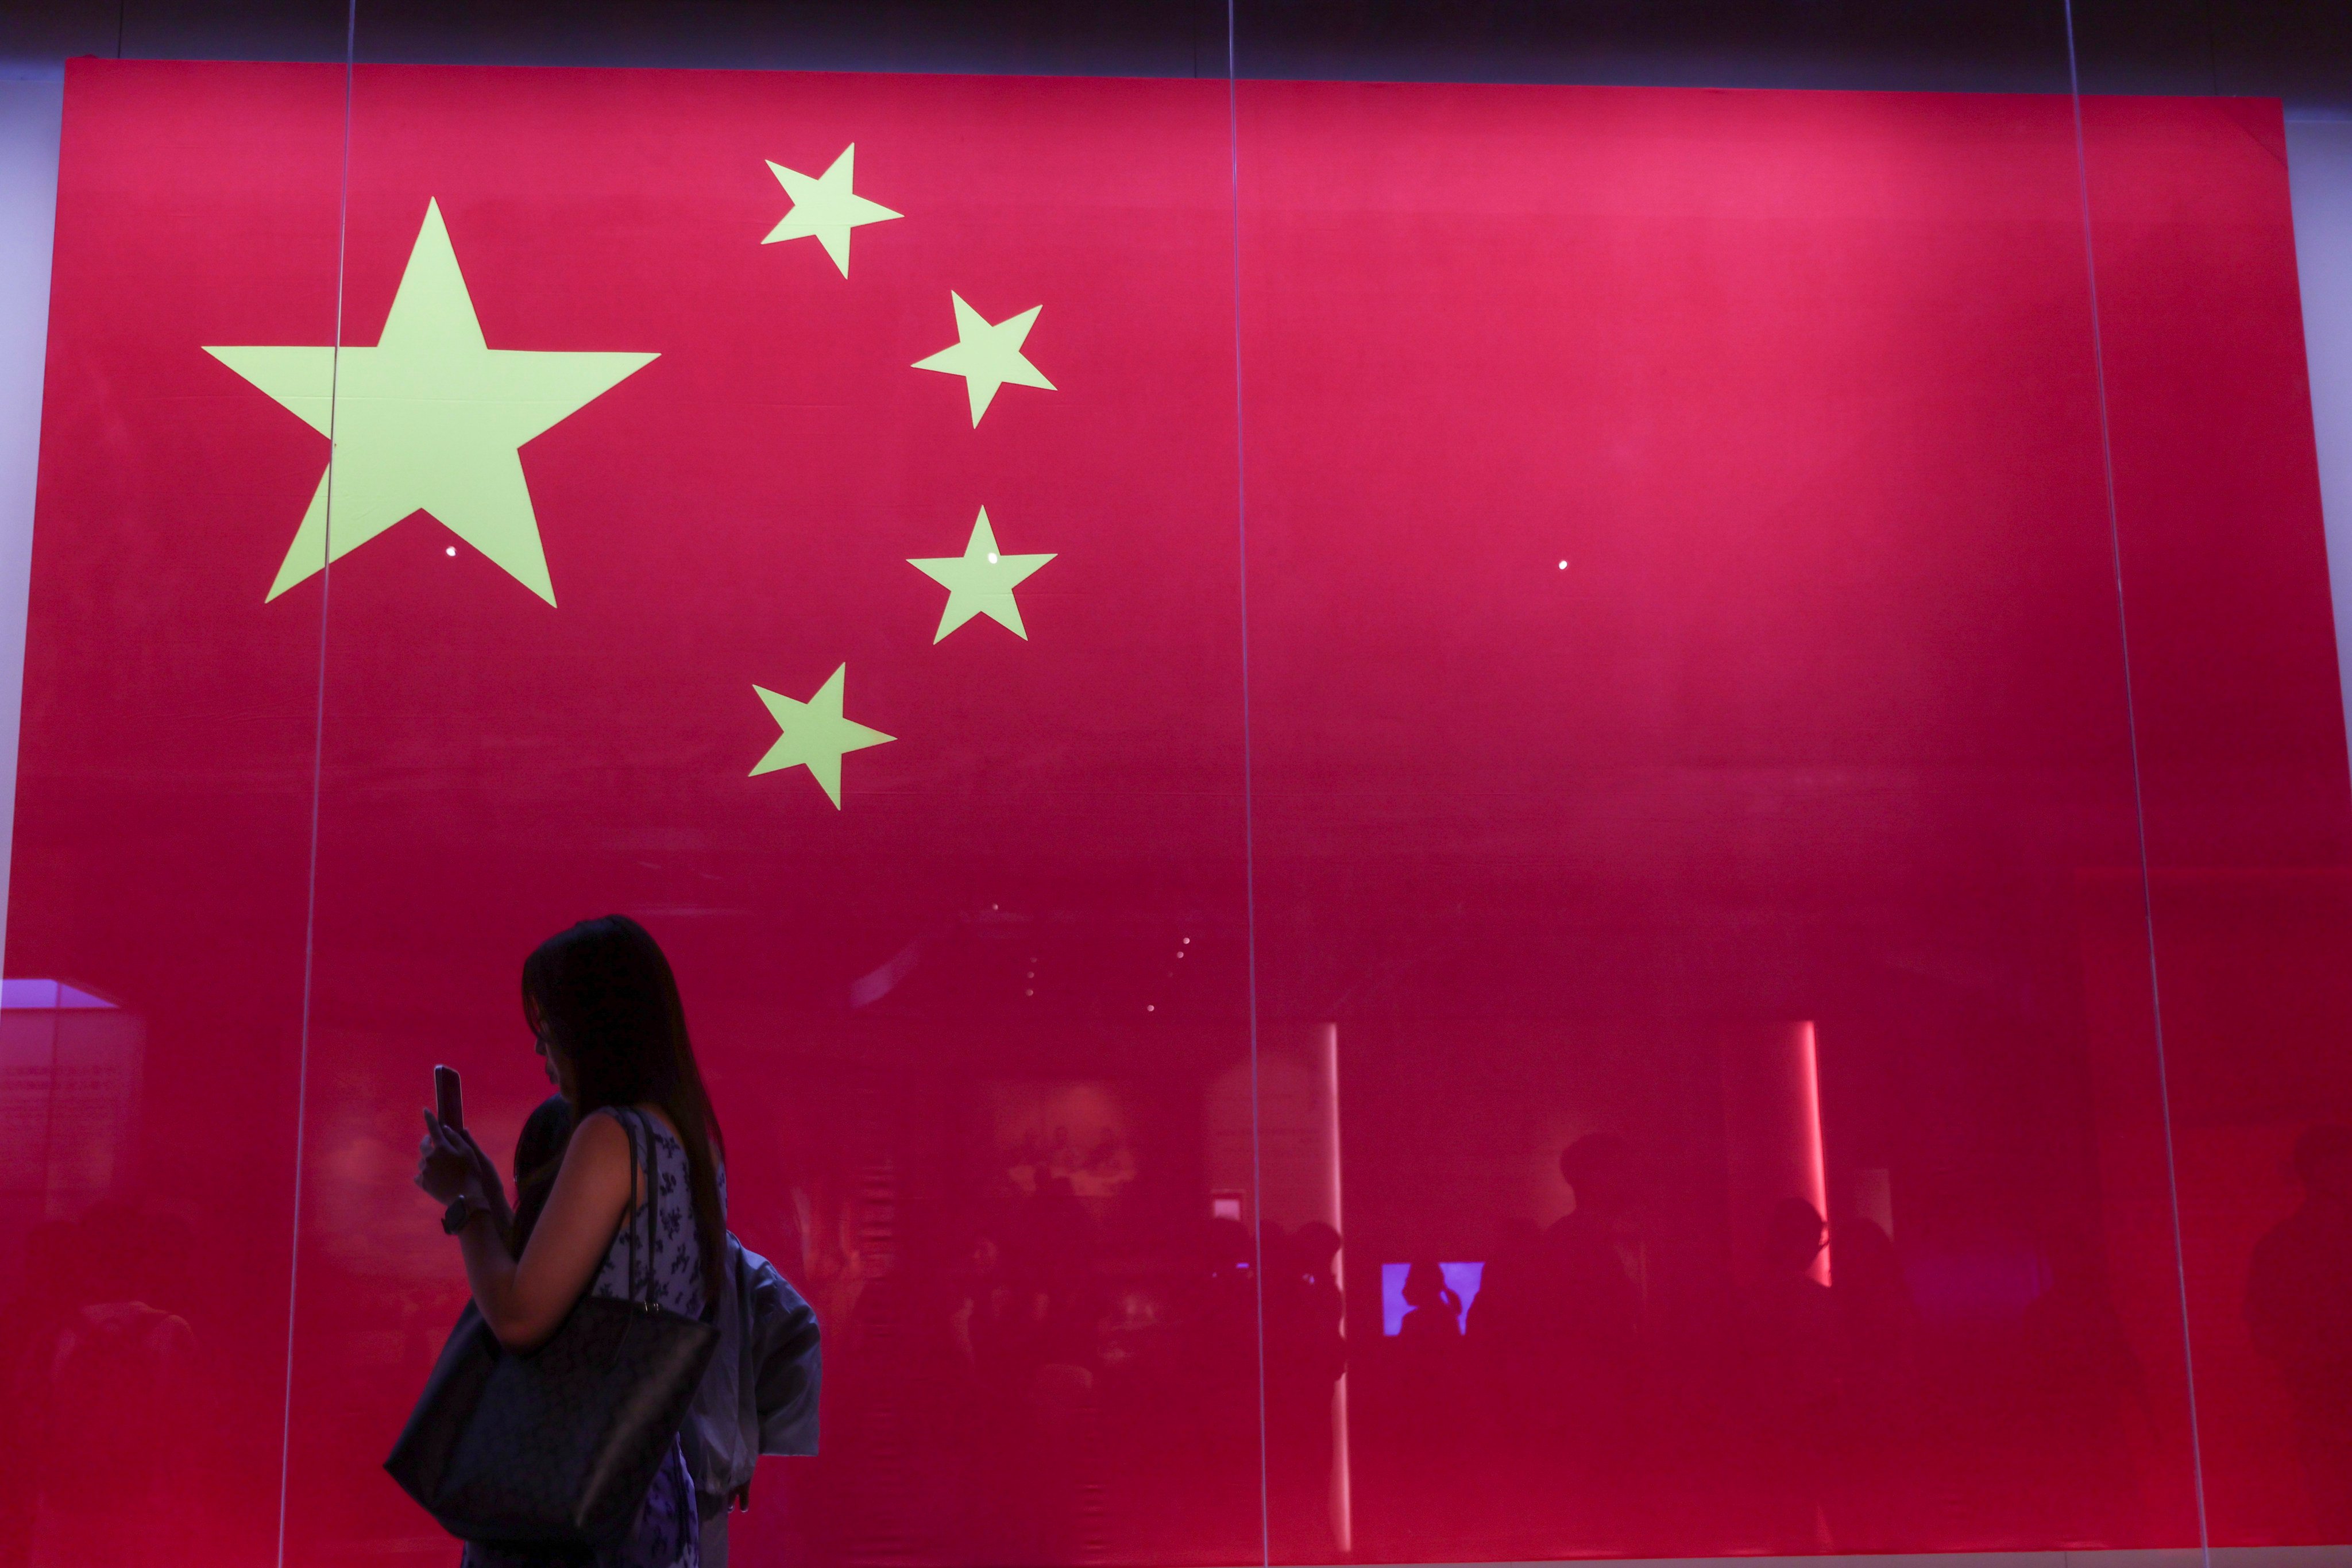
[0,0,2346,117]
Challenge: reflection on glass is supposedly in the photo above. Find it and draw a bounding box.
[5,55,346,1568]
[2075,88,2351,1550]
[279,49,1254,1568]
[1237,70,2210,1562]
[2249,1127,2352,1536]
[6,12,2347,1567]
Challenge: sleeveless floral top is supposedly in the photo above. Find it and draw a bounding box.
[462,1109,715,1568]
[591,1110,706,1320]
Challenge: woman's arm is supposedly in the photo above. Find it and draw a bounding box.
[442,1110,636,1351]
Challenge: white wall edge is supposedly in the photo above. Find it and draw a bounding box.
[2288,119,2352,766]
[0,78,62,976]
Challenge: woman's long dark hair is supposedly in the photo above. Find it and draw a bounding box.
[523,915,727,1300]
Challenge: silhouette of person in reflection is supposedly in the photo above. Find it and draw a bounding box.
[2018,1221,2144,1542]
[1192,1217,1261,1408]
[0,1221,73,1568]
[1027,1174,1100,1369]
[1464,1215,1540,1349]
[1263,1222,1346,1557]
[2249,1124,2352,1534]
[1473,1134,1646,1547]
[1384,1257,1467,1548]
[1293,1221,1346,1357]
[1181,1218,1266,1557]
[948,1231,1024,1387]
[1399,1260,1463,1345]
[1743,1198,1837,1550]
[901,1183,1080,1559]
[0,1203,199,1566]
[946,1221,1046,1559]
[1015,1176,1105,1565]
[1825,1216,1921,1547]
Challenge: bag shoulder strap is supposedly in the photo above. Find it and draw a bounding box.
[636,1108,662,1307]
[601,1106,655,1311]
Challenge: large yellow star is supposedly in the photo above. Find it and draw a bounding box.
[908,508,1055,642]
[762,144,902,277]
[751,665,895,808]
[912,292,1055,426]
[207,199,656,605]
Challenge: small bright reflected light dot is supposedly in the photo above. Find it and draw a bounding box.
[1181,937,1191,945]
[1557,559,1568,570]
[447,546,458,557]
[1146,1004,1156,1012]
[1025,988,1034,997]
[987,552,999,563]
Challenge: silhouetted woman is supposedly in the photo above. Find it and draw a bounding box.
[1397,1261,1462,1342]
[416,916,727,1568]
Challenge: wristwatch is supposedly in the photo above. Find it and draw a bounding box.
[442,1194,485,1235]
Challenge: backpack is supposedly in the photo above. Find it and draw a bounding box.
[681,1234,822,1509]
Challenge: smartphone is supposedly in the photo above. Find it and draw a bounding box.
[434,1064,464,1132]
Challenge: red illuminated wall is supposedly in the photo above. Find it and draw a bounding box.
[2,59,2344,1567]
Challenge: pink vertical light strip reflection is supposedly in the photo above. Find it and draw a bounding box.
[1321,1022,1352,1556]
[1797,1021,1829,1287]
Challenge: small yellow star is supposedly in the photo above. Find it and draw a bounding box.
[909,508,1056,643]
[913,292,1055,426]
[750,665,894,808]
[762,144,902,277]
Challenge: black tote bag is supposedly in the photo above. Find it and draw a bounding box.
[387,1110,721,1546]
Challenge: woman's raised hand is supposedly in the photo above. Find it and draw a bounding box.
[415,1110,483,1205]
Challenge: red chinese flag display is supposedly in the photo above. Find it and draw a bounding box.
[9,57,2342,1568]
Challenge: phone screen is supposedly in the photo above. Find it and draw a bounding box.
[434,1064,463,1131]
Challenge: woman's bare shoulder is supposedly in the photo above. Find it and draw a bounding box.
[562,1109,664,1204]
[563,1108,632,1168]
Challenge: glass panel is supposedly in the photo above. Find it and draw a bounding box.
[283,11,1252,1567]
[1231,2,2204,1558]
[2,49,343,1568]
[30,8,2347,1567]
[2076,7,2352,1548]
